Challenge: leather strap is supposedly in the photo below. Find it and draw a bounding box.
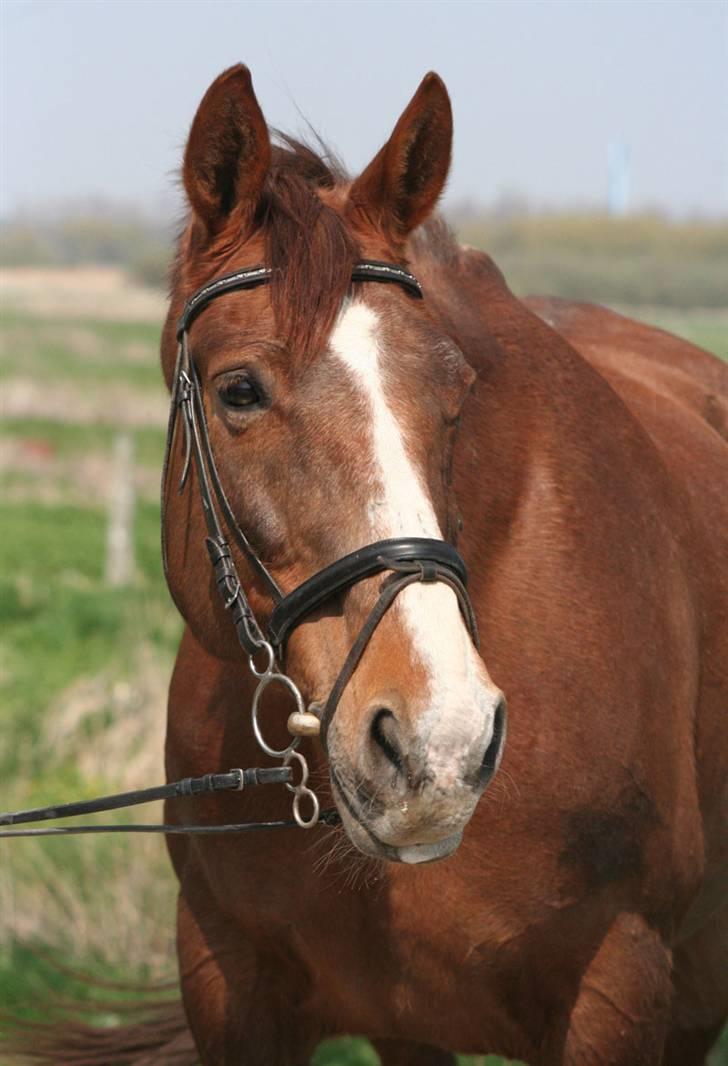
[176,260,421,340]
[186,349,284,602]
[351,261,422,298]
[0,766,342,837]
[177,266,273,339]
[0,811,341,838]
[161,333,281,655]
[268,538,469,649]
[319,557,479,747]
[0,767,290,828]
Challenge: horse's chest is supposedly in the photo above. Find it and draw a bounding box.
[296,876,537,1050]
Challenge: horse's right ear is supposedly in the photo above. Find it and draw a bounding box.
[348,72,453,238]
[183,64,271,234]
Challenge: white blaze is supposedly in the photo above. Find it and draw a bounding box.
[329,301,497,772]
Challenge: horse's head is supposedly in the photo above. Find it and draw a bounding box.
[162,65,506,864]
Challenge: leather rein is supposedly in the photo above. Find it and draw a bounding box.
[0,261,478,839]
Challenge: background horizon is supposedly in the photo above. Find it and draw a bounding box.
[2,0,728,222]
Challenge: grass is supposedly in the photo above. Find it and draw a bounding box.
[0,497,180,998]
[627,307,728,360]
[1,280,726,1064]
[0,311,163,389]
[0,296,183,1022]
[2,417,167,467]
[0,501,177,747]
[458,212,728,309]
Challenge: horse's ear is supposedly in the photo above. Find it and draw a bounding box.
[348,72,452,237]
[183,64,271,233]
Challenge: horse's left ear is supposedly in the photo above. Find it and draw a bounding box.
[348,72,452,237]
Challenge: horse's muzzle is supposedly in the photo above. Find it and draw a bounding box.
[329,692,507,862]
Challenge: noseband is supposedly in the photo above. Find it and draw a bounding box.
[162,261,479,822]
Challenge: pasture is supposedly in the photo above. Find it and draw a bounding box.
[1,267,726,1064]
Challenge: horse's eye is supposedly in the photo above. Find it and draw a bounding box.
[219,376,262,409]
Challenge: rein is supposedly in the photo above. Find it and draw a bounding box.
[0,768,336,838]
[1,260,478,841]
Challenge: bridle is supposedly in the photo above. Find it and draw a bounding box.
[161,260,479,827]
[0,260,479,840]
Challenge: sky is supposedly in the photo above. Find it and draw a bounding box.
[2,0,727,220]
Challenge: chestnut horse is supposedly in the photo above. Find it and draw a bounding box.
[26,65,724,1066]
[153,65,728,1066]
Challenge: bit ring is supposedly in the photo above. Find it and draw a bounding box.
[251,672,303,758]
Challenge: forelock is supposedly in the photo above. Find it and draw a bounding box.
[260,136,359,358]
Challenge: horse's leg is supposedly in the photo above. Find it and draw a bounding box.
[371,1038,455,1065]
[177,887,317,1066]
[662,902,728,1066]
[559,912,673,1066]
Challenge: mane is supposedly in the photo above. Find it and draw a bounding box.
[175,134,360,357]
[411,215,463,269]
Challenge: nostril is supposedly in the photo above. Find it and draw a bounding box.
[370,708,404,773]
[479,696,507,788]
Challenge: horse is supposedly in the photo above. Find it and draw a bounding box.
[154,64,728,1066]
[16,63,727,1065]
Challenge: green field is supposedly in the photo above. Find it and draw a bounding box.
[1,273,726,1064]
[458,212,728,310]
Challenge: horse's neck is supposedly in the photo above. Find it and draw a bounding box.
[414,241,635,550]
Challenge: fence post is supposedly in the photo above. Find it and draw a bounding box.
[105,432,135,587]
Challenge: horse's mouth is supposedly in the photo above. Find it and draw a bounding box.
[330,767,464,864]
[385,833,463,865]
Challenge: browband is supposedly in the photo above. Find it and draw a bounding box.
[350,261,423,298]
[177,260,422,339]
